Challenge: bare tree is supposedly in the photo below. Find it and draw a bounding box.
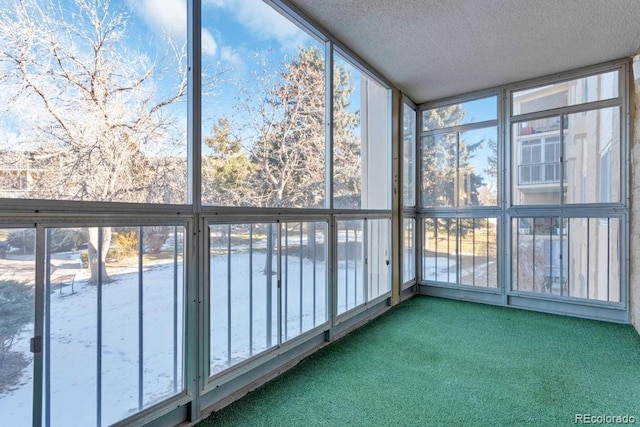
[248,46,327,208]
[0,0,188,283]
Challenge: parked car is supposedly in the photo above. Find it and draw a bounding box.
[0,241,10,259]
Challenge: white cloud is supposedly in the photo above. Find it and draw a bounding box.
[220,46,244,68]
[203,0,225,6]
[135,0,218,56]
[137,0,185,37]
[222,0,310,49]
[202,31,218,56]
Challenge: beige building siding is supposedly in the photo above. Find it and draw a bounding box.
[631,54,640,334]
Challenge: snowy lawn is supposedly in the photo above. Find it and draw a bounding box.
[1,245,387,426]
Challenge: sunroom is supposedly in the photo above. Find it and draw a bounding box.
[0,1,639,426]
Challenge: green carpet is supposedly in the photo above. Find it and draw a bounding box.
[197,296,640,426]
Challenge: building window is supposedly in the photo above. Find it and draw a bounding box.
[518,136,562,185]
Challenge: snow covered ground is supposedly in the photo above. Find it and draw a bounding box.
[423,255,497,287]
[0,255,184,427]
[210,251,328,374]
[0,247,387,426]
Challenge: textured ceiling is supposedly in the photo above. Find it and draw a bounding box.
[287,0,640,103]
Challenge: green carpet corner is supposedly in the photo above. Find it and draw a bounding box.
[198,296,640,426]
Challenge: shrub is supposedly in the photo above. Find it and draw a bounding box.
[7,229,35,254]
[0,280,32,393]
[109,229,139,261]
[0,280,32,357]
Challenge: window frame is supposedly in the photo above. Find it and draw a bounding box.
[416,60,629,322]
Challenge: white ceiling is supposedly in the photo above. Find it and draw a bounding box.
[286,0,640,104]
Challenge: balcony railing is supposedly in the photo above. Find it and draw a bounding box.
[518,162,563,185]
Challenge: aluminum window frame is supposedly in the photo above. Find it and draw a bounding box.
[402,215,417,289]
[506,213,625,307]
[333,213,392,325]
[0,216,193,427]
[0,0,398,424]
[417,59,630,323]
[509,102,625,208]
[418,88,502,213]
[402,97,418,210]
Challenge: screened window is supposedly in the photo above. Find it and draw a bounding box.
[403,218,416,285]
[209,223,278,375]
[423,218,497,287]
[282,222,329,341]
[336,218,390,315]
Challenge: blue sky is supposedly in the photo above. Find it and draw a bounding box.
[0,0,325,147]
[128,0,324,135]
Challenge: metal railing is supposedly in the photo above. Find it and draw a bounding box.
[518,162,563,185]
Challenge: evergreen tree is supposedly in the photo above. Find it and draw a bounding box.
[202,46,360,209]
[203,117,255,206]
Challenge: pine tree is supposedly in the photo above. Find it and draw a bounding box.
[202,46,360,209]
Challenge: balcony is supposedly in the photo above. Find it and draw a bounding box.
[518,161,563,185]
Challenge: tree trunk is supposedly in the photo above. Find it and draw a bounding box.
[86,227,113,285]
[263,223,277,276]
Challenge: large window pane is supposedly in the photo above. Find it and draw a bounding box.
[459,127,498,206]
[281,222,328,342]
[565,218,620,302]
[422,133,457,208]
[512,70,619,116]
[403,103,416,207]
[0,228,35,426]
[422,96,497,131]
[459,219,498,288]
[423,218,457,283]
[513,107,621,206]
[333,55,390,210]
[336,220,365,314]
[422,126,498,207]
[367,219,391,300]
[45,226,185,426]
[512,217,620,302]
[402,218,415,284]
[512,123,562,205]
[201,5,326,208]
[209,223,278,375]
[564,107,620,204]
[0,1,188,203]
